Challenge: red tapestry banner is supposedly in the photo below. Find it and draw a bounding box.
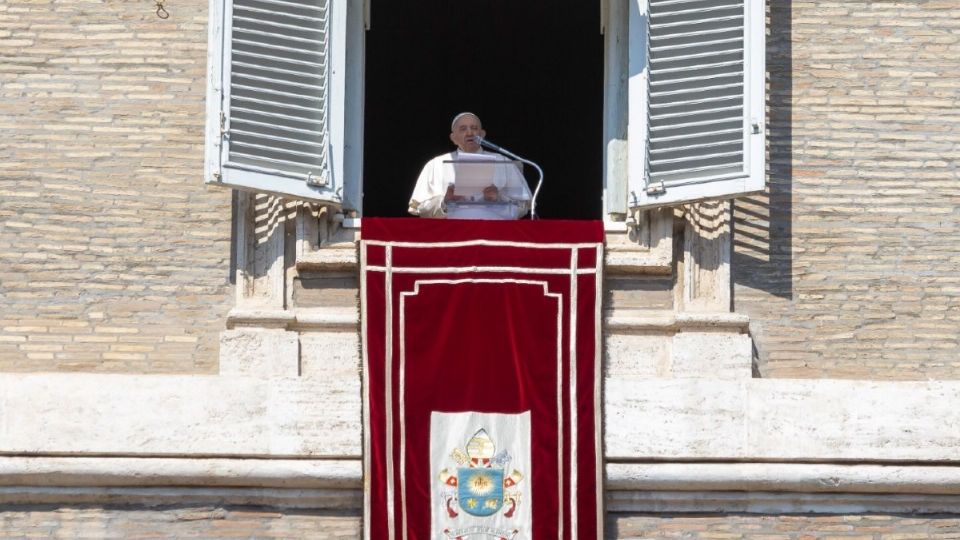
[361,218,604,540]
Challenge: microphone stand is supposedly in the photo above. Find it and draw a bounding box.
[478,138,543,220]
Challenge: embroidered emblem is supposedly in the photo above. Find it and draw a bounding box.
[437,428,524,539]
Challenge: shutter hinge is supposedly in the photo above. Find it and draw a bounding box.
[751,119,762,134]
[219,112,226,135]
[306,171,326,187]
[645,181,665,195]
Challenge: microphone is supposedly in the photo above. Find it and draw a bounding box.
[477,136,503,152]
[473,136,544,220]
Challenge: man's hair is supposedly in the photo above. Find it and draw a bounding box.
[450,112,481,130]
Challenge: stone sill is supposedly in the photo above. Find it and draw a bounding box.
[604,248,672,275]
[291,238,673,275]
[605,310,749,333]
[295,243,359,272]
[227,307,358,330]
[224,308,746,333]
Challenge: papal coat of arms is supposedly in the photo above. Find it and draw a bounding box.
[437,428,525,539]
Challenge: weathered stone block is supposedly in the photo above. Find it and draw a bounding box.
[219,329,299,377]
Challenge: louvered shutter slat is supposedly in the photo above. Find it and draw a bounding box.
[248,0,325,11]
[651,105,740,121]
[233,49,325,69]
[232,140,325,159]
[233,18,323,35]
[234,28,325,46]
[229,152,322,170]
[652,59,742,75]
[651,14,743,31]
[234,116,325,136]
[651,70,743,87]
[231,95,323,114]
[231,106,321,124]
[233,5,325,22]
[233,72,321,90]
[230,129,324,147]
[233,39,326,58]
[231,61,325,81]
[232,84,323,102]
[651,38,741,53]
[652,126,741,143]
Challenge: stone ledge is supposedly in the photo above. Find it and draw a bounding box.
[293,236,675,275]
[5,457,957,495]
[607,490,960,515]
[605,310,750,333]
[292,307,359,330]
[295,245,358,272]
[604,249,672,275]
[226,308,358,330]
[226,309,296,329]
[608,461,960,514]
[0,486,361,509]
[606,462,960,495]
[0,457,360,489]
[3,458,960,512]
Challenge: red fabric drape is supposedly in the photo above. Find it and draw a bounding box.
[362,218,603,540]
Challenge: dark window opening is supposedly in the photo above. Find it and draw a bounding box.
[363,0,603,219]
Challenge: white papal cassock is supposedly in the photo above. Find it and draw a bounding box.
[408,150,532,218]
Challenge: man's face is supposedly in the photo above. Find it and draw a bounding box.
[449,115,486,153]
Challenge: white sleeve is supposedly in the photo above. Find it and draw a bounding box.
[408,156,447,218]
[410,194,446,218]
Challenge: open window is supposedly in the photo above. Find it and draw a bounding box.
[622,0,766,210]
[361,0,603,220]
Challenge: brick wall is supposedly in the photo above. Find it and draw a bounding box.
[0,0,233,372]
[610,513,960,539]
[0,505,360,539]
[734,0,960,379]
[5,0,959,377]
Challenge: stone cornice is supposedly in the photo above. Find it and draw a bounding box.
[3,458,960,511]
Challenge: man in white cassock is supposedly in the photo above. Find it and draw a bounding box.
[408,113,532,219]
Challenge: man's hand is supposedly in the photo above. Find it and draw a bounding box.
[482,185,499,202]
[444,185,465,202]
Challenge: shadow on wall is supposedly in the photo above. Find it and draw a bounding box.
[732,0,793,302]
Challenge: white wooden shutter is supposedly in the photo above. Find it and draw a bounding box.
[205,0,341,203]
[627,0,764,209]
